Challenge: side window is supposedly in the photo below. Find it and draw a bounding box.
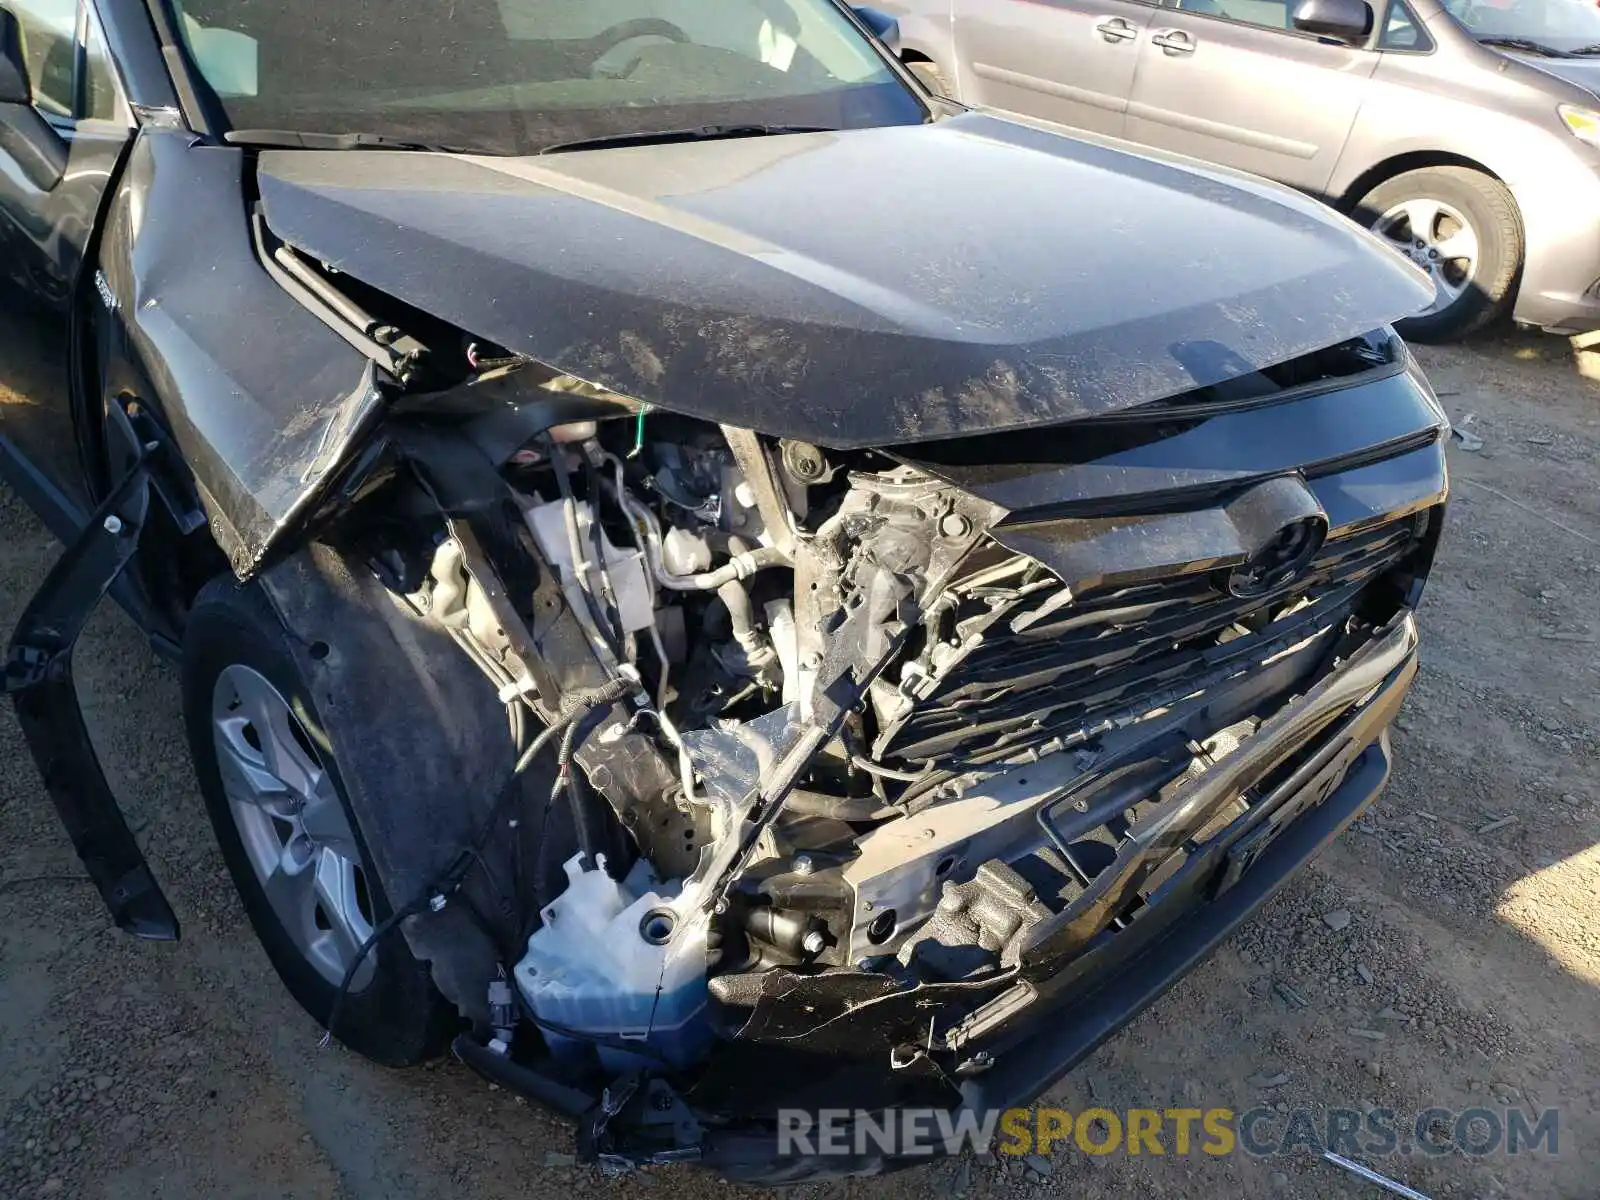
[169,6,260,100]
[5,0,78,115]
[81,9,123,121]
[1379,0,1433,50]
[1172,0,1294,30]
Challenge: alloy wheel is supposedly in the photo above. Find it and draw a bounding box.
[211,665,377,990]
[1370,197,1479,316]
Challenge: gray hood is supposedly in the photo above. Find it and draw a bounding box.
[258,112,1432,447]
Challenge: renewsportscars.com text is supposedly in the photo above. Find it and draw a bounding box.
[776,1105,1559,1159]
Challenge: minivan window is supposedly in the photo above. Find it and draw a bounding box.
[1379,0,1433,51]
[1440,0,1600,53]
[164,0,926,155]
[82,12,125,122]
[1175,0,1294,32]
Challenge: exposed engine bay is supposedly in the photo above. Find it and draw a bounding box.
[400,383,1036,1052]
[271,319,1443,1166]
[4,217,1445,1172]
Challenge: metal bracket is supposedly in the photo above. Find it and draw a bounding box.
[583,1073,706,1170]
[720,425,796,559]
[2,457,179,941]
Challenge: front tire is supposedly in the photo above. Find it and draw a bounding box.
[1355,167,1522,343]
[904,59,951,98]
[182,577,456,1066]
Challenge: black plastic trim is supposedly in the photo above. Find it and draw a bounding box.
[0,431,179,655]
[2,459,179,940]
[102,0,180,111]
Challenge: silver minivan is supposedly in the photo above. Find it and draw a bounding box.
[881,0,1600,340]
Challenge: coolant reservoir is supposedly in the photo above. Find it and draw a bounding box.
[521,500,654,634]
[514,854,710,1072]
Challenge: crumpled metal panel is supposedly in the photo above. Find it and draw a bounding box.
[101,129,388,575]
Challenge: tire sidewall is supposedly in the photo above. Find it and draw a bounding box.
[181,577,452,1066]
[905,59,949,98]
[1359,170,1518,343]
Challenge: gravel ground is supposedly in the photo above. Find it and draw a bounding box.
[1,330,1596,1200]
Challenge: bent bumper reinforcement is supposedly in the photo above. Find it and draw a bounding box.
[964,639,1412,1097]
[696,614,1418,1182]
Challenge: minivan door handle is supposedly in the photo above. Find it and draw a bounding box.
[1094,16,1139,42]
[1151,28,1197,54]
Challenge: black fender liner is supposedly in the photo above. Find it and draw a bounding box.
[255,541,543,1024]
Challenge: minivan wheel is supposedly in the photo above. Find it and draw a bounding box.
[182,577,456,1066]
[1356,167,1522,343]
[905,59,950,97]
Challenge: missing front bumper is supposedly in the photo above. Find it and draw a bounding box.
[693,726,1403,1181]
[651,613,1419,1180]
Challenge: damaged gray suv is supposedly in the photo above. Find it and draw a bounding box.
[0,0,1446,1179]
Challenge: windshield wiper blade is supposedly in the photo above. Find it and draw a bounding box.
[1475,36,1572,57]
[1567,42,1600,55]
[224,129,464,152]
[537,123,838,155]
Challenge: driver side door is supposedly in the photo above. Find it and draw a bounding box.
[0,0,135,520]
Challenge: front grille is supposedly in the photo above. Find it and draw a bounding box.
[874,516,1422,767]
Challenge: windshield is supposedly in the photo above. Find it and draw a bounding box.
[1441,0,1600,52]
[164,0,924,153]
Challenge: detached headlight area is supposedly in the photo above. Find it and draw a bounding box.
[1558,103,1600,150]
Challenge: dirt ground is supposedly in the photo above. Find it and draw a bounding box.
[1,329,1596,1200]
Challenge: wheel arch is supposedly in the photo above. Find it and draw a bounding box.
[248,543,546,1026]
[182,570,464,1061]
[1336,153,1526,341]
[1334,151,1518,225]
[886,6,960,89]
